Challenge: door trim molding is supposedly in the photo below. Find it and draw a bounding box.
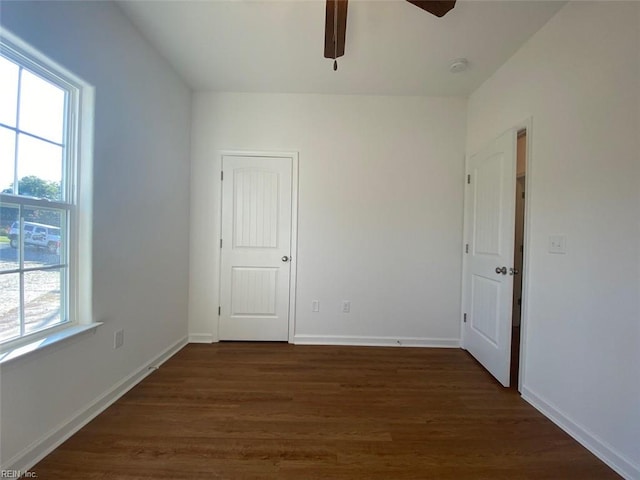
[216,150,299,344]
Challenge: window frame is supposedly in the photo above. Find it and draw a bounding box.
[0,29,94,355]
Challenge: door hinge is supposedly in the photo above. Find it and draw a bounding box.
[467,174,471,184]
[221,171,224,181]
[463,313,467,323]
[218,306,221,316]
[465,243,469,254]
[220,238,223,248]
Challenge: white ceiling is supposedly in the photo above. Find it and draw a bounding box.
[117,0,565,96]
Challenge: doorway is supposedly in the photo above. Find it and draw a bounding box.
[510,130,527,389]
[218,152,299,342]
[462,123,530,389]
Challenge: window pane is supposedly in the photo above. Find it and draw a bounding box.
[23,207,65,268]
[0,272,20,342]
[0,203,19,272]
[0,34,79,348]
[0,56,19,127]
[18,69,65,144]
[24,268,64,335]
[0,126,16,193]
[17,134,62,200]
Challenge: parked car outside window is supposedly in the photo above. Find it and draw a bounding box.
[8,221,61,254]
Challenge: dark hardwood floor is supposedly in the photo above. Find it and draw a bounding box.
[31,343,619,479]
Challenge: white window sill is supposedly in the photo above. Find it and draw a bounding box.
[0,323,102,366]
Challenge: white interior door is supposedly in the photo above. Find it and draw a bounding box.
[463,130,516,386]
[219,155,294,341]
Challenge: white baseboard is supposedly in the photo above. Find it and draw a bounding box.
[5,336,188,474]
[188,333,216,343]
[521,386,639,480]
[293,334,460,348]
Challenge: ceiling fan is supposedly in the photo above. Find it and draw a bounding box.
[324,0,456,70]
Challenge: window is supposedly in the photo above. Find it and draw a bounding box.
[0,32,92,350]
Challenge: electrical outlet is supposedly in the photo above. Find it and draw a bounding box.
[114,329,124,349]
[342,301,351,313]
[312,300,320,312]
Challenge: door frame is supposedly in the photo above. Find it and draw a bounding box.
[216,150,299,343]
[460,118,533,392]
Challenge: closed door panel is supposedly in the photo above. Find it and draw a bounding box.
[463,130,516,386]
[219,155,293,341]
[231,267,278,316]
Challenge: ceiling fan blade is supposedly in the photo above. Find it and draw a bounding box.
[324,0,348,59]
[406,0,456,18]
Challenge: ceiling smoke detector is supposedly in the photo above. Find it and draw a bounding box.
[449,58,469,73]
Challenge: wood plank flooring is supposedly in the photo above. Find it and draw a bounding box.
[31,343,619,479]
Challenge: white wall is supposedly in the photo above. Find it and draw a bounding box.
[189,93,466,346]
[0,1,191,469]
[467,2,640,477]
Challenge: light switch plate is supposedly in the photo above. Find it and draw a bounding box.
[548,235,567,254]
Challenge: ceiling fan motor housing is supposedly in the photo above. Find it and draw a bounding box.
[323,0,456,68]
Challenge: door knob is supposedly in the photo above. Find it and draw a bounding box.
[282,256,290,262]
[495,266,507,275]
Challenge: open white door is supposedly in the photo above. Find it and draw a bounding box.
[219,154,295,341]
[462,130,516,386]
